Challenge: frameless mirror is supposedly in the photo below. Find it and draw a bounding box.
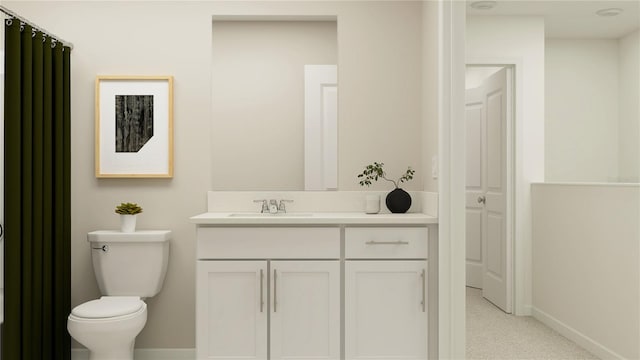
[211,19,338,190]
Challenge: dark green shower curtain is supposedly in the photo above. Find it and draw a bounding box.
[3,19,71,360]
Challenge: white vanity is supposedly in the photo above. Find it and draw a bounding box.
[191,192,438,360]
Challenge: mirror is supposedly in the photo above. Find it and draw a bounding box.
[211,19,338,190]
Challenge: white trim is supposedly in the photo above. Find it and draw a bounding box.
[437,0,466,358]
[532,182,640,188]
[532,307,625,360]
[71,348,196,360]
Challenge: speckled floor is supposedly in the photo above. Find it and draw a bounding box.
[466,287,599,360]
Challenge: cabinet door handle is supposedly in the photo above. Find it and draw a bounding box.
[421,269,426,313]
[273,269,278,313]
[260,269,264,313]
[365,240,409,245]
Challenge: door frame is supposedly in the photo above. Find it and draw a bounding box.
[466,57,531,315]
[465,63,517,314]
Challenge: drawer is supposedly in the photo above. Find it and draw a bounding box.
[197,227,340,259]
[345,227,428,259]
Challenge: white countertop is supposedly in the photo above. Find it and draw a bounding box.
[190,212,438,225]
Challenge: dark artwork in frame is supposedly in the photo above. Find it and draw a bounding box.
[115,94,154,153]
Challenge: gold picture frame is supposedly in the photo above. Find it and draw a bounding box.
[95,76,174,178]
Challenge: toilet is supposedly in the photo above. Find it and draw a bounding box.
[68,230,170,360]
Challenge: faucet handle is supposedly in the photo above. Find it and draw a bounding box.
[278,200,293,212]
[253,199,269,213]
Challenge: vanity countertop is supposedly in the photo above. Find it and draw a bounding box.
[190,212,438,225]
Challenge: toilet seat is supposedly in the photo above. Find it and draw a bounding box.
[71,296,144,319]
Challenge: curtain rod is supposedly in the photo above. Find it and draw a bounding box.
[0,5,74,50]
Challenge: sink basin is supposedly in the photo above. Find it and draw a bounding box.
[227,213,313,218]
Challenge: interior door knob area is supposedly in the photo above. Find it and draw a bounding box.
[477,196,486,204]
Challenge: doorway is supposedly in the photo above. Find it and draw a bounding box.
[464,65,515,314]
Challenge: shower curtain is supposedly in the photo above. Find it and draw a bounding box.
[3,18,71,360]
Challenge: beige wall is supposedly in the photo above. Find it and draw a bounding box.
[212,21,337,190]
[618,29,640,182]
[4,0,431,349]
[545,38,620,182]
[466,15,545,314]
[532,183,640,359]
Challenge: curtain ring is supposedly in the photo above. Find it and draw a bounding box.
[42,33,47,43]
[20,21,25,32]
[32,28,37,37]
[5,18,12,26]
[51,39,57,48]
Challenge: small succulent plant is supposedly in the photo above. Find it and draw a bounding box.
[357,162,415,189]
[115,202,143,215]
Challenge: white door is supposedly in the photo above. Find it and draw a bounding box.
[345,261,428,360]
[270,260,340,360]
[304,65,338,190]
[465,67,511,313]
[196,261,268,360]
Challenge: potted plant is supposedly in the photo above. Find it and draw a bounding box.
[115,202,143,233]
[357,162,415,213]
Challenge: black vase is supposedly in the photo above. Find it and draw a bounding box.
[385,188,411,213]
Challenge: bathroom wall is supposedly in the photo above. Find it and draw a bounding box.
[532,183,640,359]
[466,15,545,314]
[211,21,337,190]
[618,29,640,182]
[3,0,433,349]
[545,39,620,182]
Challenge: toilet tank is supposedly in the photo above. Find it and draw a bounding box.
[87,230,171,298]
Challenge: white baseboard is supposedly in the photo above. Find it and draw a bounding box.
[532,307,625,360]
[516,303,532,316]
[72,348,196,360]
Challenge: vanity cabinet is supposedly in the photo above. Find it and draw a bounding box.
[194,222,432,360]
[196,227,341,360]
[196,261,267,360]
[345,227,428,360]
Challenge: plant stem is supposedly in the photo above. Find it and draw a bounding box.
[380,175,398,188]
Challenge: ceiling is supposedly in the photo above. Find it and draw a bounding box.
[466,0,640,38]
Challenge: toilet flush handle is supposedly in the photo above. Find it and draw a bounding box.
[92,245,108,252]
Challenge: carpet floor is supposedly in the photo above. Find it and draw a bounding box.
[466,287,599,360]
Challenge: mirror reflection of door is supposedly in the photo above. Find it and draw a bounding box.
[465,66,512,314]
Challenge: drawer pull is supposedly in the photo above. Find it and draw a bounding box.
[260,269,264,313]
[273,269,278,313]
[420,269,426,312]
[365,240,409,245]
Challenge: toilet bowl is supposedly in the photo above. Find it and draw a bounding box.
[68,296,147,360]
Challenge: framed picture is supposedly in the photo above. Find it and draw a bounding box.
[95,76,173,178]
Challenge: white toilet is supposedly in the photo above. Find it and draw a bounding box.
[68,230,170,360]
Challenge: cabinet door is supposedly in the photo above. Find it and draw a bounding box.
[196,261,267,360]
[345,261,428,360]
[270,261,340,360]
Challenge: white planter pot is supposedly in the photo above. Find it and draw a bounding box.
[120,214,137,233]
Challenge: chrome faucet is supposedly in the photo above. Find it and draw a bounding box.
[253,199,269,213]
[278,200,293,213]
[253,199,294,214]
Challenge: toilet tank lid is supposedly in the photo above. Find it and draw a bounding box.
[71,296,144,319]
[87,230,171,243]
